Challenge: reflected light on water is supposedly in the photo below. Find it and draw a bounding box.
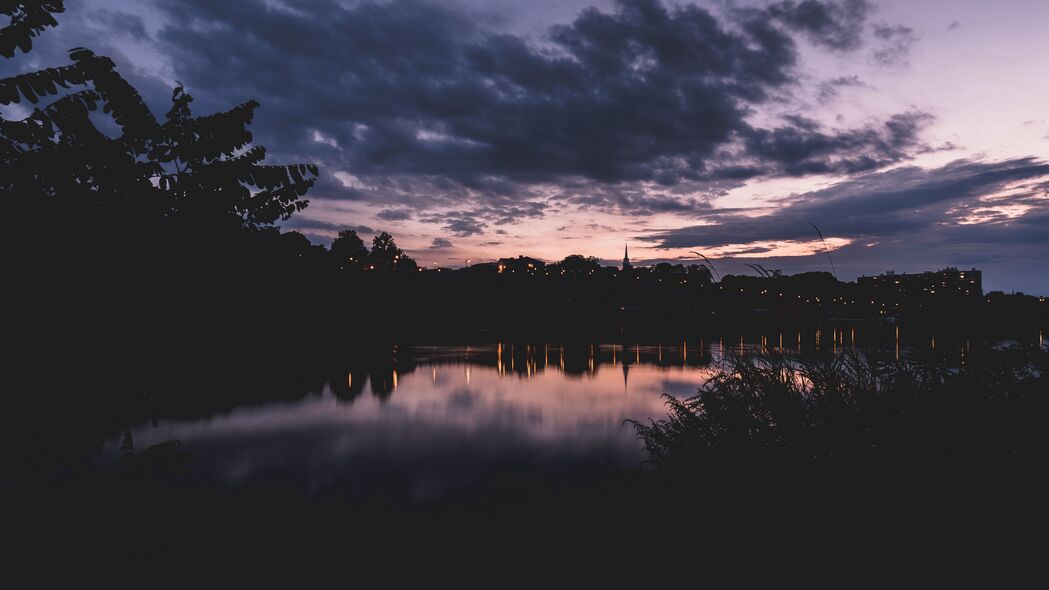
[108,343,731,493]
[896,325,901,360]
[100,328,1042,496]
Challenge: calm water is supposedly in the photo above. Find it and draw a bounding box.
[95,327,1048,501]
[98,343,719,500]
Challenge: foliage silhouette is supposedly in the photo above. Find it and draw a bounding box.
[1,19,322,364]
[330,229,369,271]
[368,230,418,272]
[549,254,602,278]
[1,49,316,244]
[1,15,329,477]
[0,1,64,58]
[632,346,1048,472]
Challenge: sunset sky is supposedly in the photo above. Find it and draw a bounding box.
[3,0,1047,292]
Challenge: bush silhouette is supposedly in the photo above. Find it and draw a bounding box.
[632,346,1049,472]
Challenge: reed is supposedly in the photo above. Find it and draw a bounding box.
[631,345,1048,471]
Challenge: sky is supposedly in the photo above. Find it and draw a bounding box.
[3,0,1048,292]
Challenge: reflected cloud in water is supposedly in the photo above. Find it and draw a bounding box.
[103,343,720,498]
[99,326,1043,500]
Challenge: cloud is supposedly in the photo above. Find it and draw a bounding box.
[85,9,150,41]
[871,23,919,65]
[740,111,932,176]
[419,212,487,236]
[630,158,1049,291]
[429,237,454,249]
[766,0,872,51]
[376,208,413,221]
[641,158,1049,285]
[646,158,1049,247]
[141,0,927,195]
[280,216,375,235]
[817,74,867,103]
[550,182,719,216]
[4,0,957,258]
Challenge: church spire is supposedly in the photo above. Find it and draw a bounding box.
[622,242,632,270]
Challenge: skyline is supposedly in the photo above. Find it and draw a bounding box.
[1,0,1047,292]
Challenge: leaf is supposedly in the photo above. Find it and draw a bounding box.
[0,2,66,58]
[68,47,94,62]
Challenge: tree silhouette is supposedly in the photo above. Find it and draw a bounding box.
[330,229,369,271]
[1,45,318,271]
[0,1,64,58]
[1,13,322,361]
[652,262,685,277]
[686,264,713,285]
[368,230,417,272]
[551,254,602,277]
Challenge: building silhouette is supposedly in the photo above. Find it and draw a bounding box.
[497,255,545,275]
[622,243,632,270]
[858,267,983,304]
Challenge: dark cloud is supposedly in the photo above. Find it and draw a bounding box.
[414,197,549,235]
[817,74,866,103]
[429,237,453,249]
[871,23,919,65]
[632,158,1049,291]
[646,158,1049,248]
[85,9,150,41]
[281,217,375,235]
[641,158,1049,289]
[556,184,712,216]
[376,208,413,221]
[1,0,936,235]
[766,0,872,50]
[419,212,487,237]
[142,0,924,195]
[740,111,931,176]
[280,217,344,232]
[4,0,958,259]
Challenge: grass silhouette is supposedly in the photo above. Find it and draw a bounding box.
[632,345,1048,472]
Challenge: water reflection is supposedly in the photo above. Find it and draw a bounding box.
[102,342,728,499]
[97,324,1047,500]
